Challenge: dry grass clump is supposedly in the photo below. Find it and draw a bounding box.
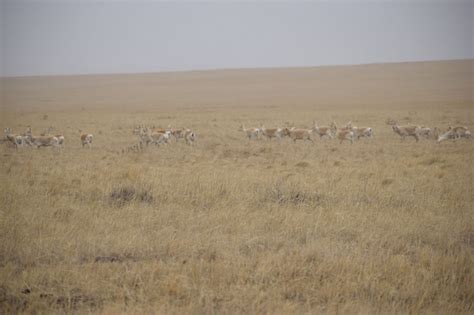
[109,184,154,206]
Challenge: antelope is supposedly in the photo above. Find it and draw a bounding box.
[170,128,186,142]
[351,126,373,140]
[184,129,196,145]
[28,135,61,151]
[331,122,355,144]
[448,126,471,139]
[336,129,355,144]
[4,128,25,149]
[41,126,65,147]
[286,127,314,143]
[437,129,457,143]
[239,125,261,140]
[260,125,288,140]
[313,121,335,139]
[437,126,471,143]
[331,121,353,132]
[138,127,152,146]
[391,125,421,142]
[150,126,167,134]
[138,127,171,146]
[79,130,93,148]
[417,127,432,139]
[151,130,172,145]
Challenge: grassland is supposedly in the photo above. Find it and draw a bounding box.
[0,60,473,314]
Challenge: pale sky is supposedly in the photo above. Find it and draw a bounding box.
[1,0,473,77]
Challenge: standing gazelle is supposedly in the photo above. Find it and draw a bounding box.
[79,130,93,148]
[4,128,25,149]
[239,125,261,140]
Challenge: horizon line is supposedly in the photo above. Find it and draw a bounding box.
[2,58,472,79]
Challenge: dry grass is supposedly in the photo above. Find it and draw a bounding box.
[0,60,473,314]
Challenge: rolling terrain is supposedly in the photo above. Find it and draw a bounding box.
[0,60,473,313]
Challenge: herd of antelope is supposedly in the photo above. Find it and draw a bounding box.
[2,124,197,153]
[239,119,472,144]
[240,121,373,144]
[3,126,91,151]
[122,125,197,153]
[2,118,471,152]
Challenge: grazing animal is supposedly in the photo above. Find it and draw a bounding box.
[184,129,196,145]
[331,121,353,132]
[28,135,60,150]
[151,130,172,145]
[260,125,288,140]
[417,127,432,139]
[4,128,25,149]
[437,126,472,143]
[391,125,421,142]
[150,127,167,134]
[331,122,355,144]
[79,130,94,148]
[437,129,458,143]
[286,127,314,143]
[40,126,65,147]
[313,121,335,139]
[448,126,471,139]
[351,126,373,140]
[170,128,186,142]
[138,127,170,146]
[336,129,355,144]
[239,125,261,140]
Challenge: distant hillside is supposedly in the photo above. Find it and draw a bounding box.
[1,59,472,111]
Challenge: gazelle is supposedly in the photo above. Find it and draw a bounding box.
[336,129,355,144]
[391,125,421,142]
[41,126,65,147]
[313,121,335,139]
[351,126,373,140]
[286,127,314,143]
[79,130,93,148]
[184,129,196,145]
[260,125,288,140]
[448,126,471,139]
[4,128,25,149]
[239,125,261,140]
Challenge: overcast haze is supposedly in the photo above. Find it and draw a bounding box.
[1,1,473,77]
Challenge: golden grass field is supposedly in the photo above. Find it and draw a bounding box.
[0,60,473,314]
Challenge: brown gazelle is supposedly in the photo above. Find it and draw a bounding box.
[79,130,94,148]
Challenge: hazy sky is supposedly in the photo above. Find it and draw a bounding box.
[1,0,473,76]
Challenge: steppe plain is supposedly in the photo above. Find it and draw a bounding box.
[0,60,473,313]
